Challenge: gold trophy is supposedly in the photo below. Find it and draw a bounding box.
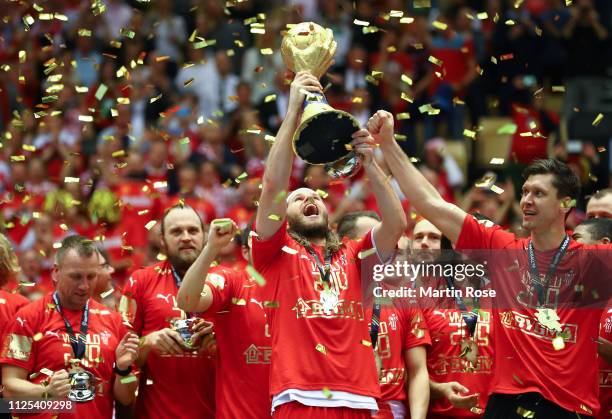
[281,22,362,178]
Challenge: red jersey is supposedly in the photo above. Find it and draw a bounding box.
[204,267,271,418]
[225,205,255,230]
[113,180,161,248]
[251,221,381,399]
[119,261,216,419]
[0,295,128,418]
[0,290,28,390]
[425,308,494,417]
[598,307,612,419]
[455,214,610,416]
[366,305,431,402]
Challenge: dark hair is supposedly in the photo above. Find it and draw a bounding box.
[239,219,254,249]
[55,235,99,265]
[337,211,381,239]
[577,218,612,242]
[522,159,580,200]
[589,188,612,202]
[160,204,205,236]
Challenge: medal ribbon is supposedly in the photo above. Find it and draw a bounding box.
[52,292,89,360]
[305,246,332,285]
[443,276,479,338]
[170,265,195,319]
[527,235,570,306]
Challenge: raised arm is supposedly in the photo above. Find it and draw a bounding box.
[255,71,323,240]
[177,219,238,312]
[352,127,407,257]
[372,110,467,243]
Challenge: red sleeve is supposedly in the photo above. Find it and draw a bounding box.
[455,214,519,250]
[205,268,238,314]
[403,307,431,350]
[0,304,38,371]
[251,220,291,271]
[119,270,146,334]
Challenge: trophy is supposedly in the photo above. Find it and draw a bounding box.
[171,318,198,350]
[281,22,362,178]
[68,370,96,402]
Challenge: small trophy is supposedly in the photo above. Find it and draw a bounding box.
[281,22,362,178]
[68,370,96,402]
[171,318,198,350]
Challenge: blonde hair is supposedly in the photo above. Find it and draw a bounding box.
[0,233,20,285]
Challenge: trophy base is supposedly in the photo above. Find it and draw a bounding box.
[293,109,360,165]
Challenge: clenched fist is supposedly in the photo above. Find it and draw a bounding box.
[366,110,395,145]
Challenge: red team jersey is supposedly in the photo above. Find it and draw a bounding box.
[0,290,29,390]
[119,261,216,419]
[599,307,612,419]
[204,266,272,418]
[455,214,610,416]
[367,305,431,417]
[425,307,494,418]
[0,295,128,418]
[251,221,381,401]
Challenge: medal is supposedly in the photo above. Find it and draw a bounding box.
[320,289,339,314]
[534,307,562,332]
[460,338,479,364]
[171,318,198,349]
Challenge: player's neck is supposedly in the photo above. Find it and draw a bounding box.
[530,225,567,251]
[310,237,326,247]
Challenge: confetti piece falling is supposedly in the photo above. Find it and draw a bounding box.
[361,339,372,347]
[489,158,504,165]
[463,129,476,139]
[353,19,370,26]
[516,407,535,418]
[246,265,266,286]
[95,84,108,100]
[593,113,604,126]
[64,177,80,183]
[120,375,138,384]
[497,124,517,134]
[100,288,115,299]
[358,248,376,259]
[315,343,327,355]
[281,246,298,255]
[490,185,504,195]
[322,387,333,399]
[401,74,413,85]
[33,333,44,341]
[432,21,448,30]
[552,335,565,350]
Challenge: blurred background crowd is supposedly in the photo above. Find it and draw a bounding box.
[1,0,611,299]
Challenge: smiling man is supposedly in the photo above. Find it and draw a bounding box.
[376,115,612,419]
[253,72,407,418]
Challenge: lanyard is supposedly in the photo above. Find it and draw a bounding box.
[305,246,331,285]
[52,292,89,360]
[443,276,479,338]
[171,265,183,288]
[370,300,381,349]
[527,235,570,306]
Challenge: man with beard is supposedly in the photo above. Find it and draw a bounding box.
[119,205,216,419]
[337,212,431,419]
[377,107,612,418]
[252,71,407,418]
[177,220,272,418]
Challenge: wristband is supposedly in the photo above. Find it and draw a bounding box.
[113,364,133,377]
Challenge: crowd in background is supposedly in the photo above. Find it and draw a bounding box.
[1,0,612,297]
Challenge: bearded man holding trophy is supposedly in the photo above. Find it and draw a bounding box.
[252,22,407,418]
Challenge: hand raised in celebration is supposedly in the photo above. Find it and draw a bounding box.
[204,219,239,254]
[366,110,395,146]
[288,71,323,114]
[351,129,377,168]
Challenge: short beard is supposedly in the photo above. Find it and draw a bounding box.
[287,213,328,240]
[165,248,200,275]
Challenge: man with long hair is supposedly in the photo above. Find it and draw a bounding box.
[252,71,407,418]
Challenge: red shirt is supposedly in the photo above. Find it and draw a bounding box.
[0,295,128,418]
[598,307,612,419]
[113,180,161,247]
[119,261,216,419]
[0,290,28,390]
[455,214,610,416]
[226,204,255,230]
[251,221,381,399]
[367,305,431,402]
[425,308,494,417]
[204,267,271,418]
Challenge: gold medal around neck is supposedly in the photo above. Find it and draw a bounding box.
[320,288,339,315]
[534,307,562,332]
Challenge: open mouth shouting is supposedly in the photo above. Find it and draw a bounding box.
[302,202,320,218]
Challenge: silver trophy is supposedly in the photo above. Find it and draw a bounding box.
[68,370,96,402]
[171,318,197,349]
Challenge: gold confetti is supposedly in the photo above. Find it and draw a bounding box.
[593,113,604,126]
[428,56,442,66]
[516,407,535,418]
[145,221,157,231]
[490,185,504,195]
[264,94,276,103]
[432,21,447,30]
[231,298,246,305]
[477,12,488,19]
[246,265,266,286]
[353,19,370,26]
[120,375,138,384]
[78,115,93,122]
[40,368,54,377]
[10,155,25,162]
[260,48,273,55]
[396,112,410,120]
[401,74,413,85]
[315,343,327,355]
[358,248,376,259]
[18,50,26,63]
[268,214,281,221]
[316,189,328,199]
[399,17,414,24]
[22,144,36,152]
[33,333,44,341]
[552,335,565,350]
[551,85,565,93]
[580,404,593,414]
[489,158,504,165]
[361,339,372,347]
[497,123,517,134]
[95,84,108,100]
[463,129,476,139]
[322,387,333,399]
[100,288,114,299]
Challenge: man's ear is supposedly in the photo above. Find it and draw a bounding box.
[51,264,59,285]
